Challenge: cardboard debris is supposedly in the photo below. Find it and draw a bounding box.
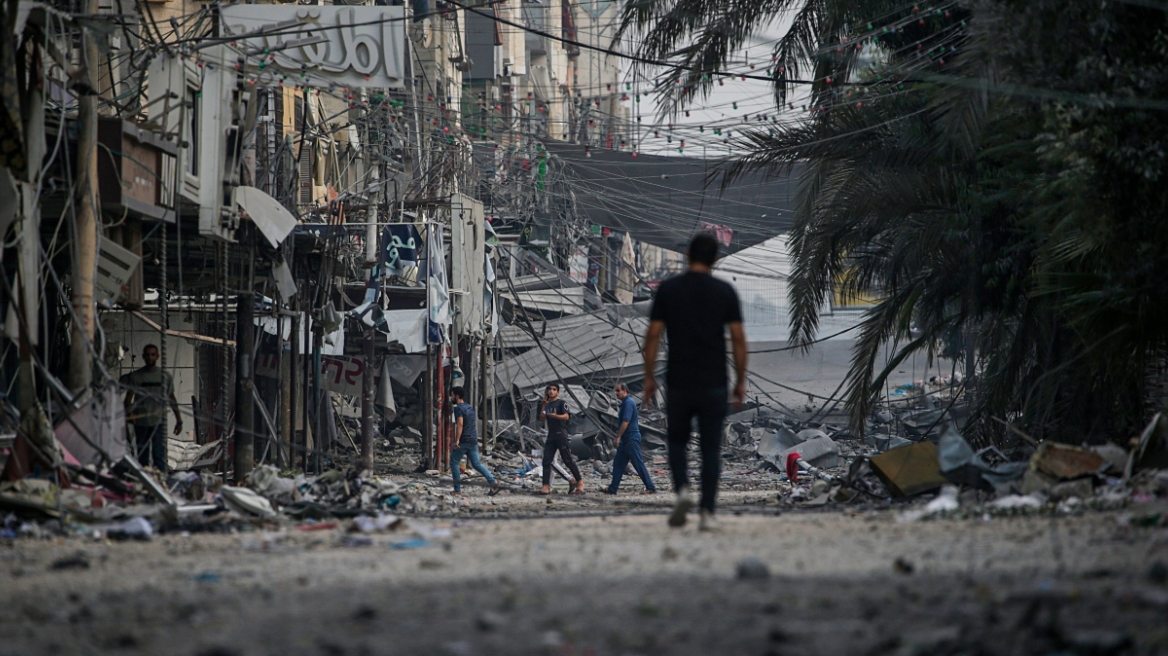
[869,441,948,497]
[1031,442,1105,480]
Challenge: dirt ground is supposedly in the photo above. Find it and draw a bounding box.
[2,482,1167,656]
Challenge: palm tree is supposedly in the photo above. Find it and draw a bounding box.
[620,0,1168,444]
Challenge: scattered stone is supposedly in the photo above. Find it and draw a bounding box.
[1061,629,1132,655]
[661,546,679,561]
[1048,477,1094,502]
[894,557,915,575]
[1148,561,1168,586]
[736,557,770,580]
[476,610,505,632]
[352,605,378,621]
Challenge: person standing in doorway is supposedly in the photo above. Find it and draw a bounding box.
[123,344,183,476]
[604,383,657,495]
[643,234,747,531]
[450,387,500,496]
[538,383,585,495]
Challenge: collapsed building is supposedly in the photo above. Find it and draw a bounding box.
[0,0,809,509]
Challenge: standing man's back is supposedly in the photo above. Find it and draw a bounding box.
[652,272,742,393]
[643,234,747,531]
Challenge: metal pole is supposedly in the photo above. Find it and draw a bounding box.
[301,312,310,471]
[289,310,300,470]
[233,289,255,482]
[360,324,375,472]
[311,322,322,473]
[425,345,434,470]
[68,0,101,393]
[480,336,489,453]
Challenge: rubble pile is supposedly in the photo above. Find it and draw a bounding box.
[766,408,1168,522]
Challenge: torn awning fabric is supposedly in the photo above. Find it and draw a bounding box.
[534,140,804,255]
[426,222,450,344]
[382,224,421,277]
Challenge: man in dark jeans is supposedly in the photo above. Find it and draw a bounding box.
[604,382,657,495]
[450,386,501,496]
[122,344,183,476]
[643,234,747,531]
[538,383,585,495]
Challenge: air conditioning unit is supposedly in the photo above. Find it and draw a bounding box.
[194,45,241,241]
[146,53,200,206]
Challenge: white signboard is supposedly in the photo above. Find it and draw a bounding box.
[220,5,407,89]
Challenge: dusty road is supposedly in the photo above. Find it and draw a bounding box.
[1,487,1166,656]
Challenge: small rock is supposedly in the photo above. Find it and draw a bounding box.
[894,557,915,575]
[1062,629,1132,654]
[661,546,679,561]
[476,610,505,632]
[1148,561,1168,585]
[352,605,377,621]
[736,557,770,580]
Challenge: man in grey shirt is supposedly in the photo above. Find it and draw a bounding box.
[122,344,182,475]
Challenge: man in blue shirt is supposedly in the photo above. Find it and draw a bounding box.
[450,387,500,496]
[604,383,657,495]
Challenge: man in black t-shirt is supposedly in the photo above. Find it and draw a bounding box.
[644,233,747,531]
[538,383,585,495]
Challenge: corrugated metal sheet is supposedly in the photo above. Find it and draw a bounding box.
[494,315,661,398]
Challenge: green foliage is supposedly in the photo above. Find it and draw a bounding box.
[622,0,1168,443]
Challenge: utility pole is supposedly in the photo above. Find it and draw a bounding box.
[360,324,374,472]
[68,0,101,394]
[234,288,255,482]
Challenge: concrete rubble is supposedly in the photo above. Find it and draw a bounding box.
[2,376,1167,541]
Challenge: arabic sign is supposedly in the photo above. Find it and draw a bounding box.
[220,6,407,89]
[382,224,421,277]
[256,354,427,396]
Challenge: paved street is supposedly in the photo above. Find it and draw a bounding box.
[2,492,1165,655]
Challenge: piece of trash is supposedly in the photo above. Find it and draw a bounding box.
[870,441,948,497]
[785,453,800,484]
[988,494,1043,511]
[100,516,154,541]
[295,522,339,532]
[193,571,222,583]
[390,538,430,550]
[353,513,401,533]
[219,486,277,518]
[736,557,770,580]
[897,485,960,522]
[341,535,373,547]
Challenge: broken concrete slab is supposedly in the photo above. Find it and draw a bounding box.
[778,435,840,469]
[1048,477,1094,502]
[219,486,277,519]
[865,434,913,452]
[1020,469,1059,496]
[869,441,948,497]
[1031,442,1105,480]
[1091,443,1128,474]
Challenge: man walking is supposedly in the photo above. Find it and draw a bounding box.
[538,383,585,495]
[643,234,747,531]
[451,386,500,496]
[604,383,657,495]
[123,344,183,476]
